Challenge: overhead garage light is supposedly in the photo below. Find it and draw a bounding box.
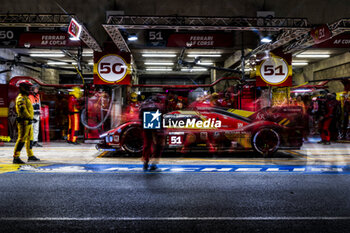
[146,68,173,71]
[296,54,330,58]
[187,54,221,58]
[261,37,272,43]
[30,53,65,58]
[142,54,177,57]
[82,52,94,57]
[128,34,138,41]
[181,68,208,72]
[144,62,174,65]
[292,62,309,66]
[47,62,68,65]
[197,62,214,65]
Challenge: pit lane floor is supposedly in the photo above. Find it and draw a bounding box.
[1,141,350,232]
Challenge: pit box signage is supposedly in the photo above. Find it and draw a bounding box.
[145,30,170,47]
[93,51,131,85]
[0,28,24,47]
[167,33,234,48]
[256,51,292,87]
[18,32,81,47]
[68,18,82,40]
[310,24,332,44]
[313,33,350,48]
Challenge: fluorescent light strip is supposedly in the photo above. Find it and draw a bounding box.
[30,54,65,57]
[47,62,68,65]
[181,68,208,72]
[198,62,214,65]
[296,54,330,58]
[146,68,173,71]
[142,54,177,57]
[292,62,309,66]
[293,89,313,93]
[187,54,221,57]
[29,51,64,54]
[144,62,174,65]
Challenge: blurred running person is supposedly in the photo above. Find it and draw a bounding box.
[318,93,337,145]
[139,95,165,171]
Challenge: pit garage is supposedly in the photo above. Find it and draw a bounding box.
[0,2,350,232]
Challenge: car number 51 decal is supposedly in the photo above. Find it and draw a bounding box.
[169,135,183,145]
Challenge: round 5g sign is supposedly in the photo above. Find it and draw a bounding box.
[260,56,289,85]
[97,54,129,83]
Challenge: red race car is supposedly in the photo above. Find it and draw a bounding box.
[96,103,305,157]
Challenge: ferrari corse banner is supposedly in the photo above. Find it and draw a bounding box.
[256,51,292,87]
[93,51,131,85]
[167,33,235,48]
[18,33,81,47]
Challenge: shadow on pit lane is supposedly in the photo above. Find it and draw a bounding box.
[101,150,294,159]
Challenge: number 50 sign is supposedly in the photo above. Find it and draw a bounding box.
[256,53,292,87]
[94,53,131,85]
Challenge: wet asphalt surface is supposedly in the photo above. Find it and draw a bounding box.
[1,171,350,233]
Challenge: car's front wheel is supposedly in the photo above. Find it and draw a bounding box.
[121,126,143,154]
[252,128,280,157]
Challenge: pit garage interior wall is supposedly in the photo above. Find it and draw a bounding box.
[0,49,60,84]
[0,49,38,84]
[294,52,350,93]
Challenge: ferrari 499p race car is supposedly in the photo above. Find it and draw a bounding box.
[96,104,305,157]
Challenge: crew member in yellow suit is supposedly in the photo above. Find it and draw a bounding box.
[13,80,40,164]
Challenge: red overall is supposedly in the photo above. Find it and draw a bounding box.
[67,95,80,143]
[320,100,336,142]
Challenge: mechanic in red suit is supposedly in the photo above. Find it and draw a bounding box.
[123,92,140,122]
[342,94,350,139]
[319,93,337,145]
[67,87,82,145]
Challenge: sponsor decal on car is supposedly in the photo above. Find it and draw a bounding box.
[3,164,349,174]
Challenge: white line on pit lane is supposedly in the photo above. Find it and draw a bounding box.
[1,217,350,221]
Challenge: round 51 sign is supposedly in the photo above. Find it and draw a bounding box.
[259,56,289,85]
[97,54,129,83]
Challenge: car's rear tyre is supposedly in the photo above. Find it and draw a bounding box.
[252,128,280,157]
[121,126,143,154]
